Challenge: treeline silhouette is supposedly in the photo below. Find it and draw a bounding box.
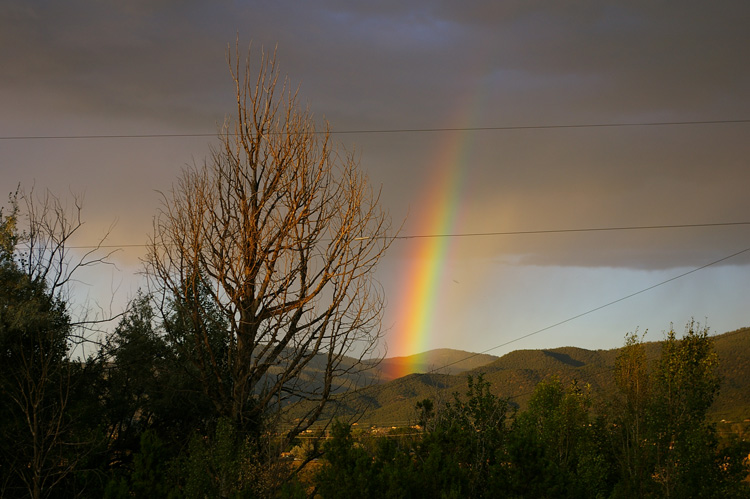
[314,326,750,498]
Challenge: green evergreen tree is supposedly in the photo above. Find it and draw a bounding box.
[316,421,385,499]
[131,430,175,498]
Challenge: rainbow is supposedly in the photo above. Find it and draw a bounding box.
[387,88,485,379]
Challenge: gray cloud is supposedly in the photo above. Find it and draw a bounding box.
[1,0,749,272]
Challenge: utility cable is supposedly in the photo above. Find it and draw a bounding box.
[320,244,750,408]
[1,118,748,141]
[29,220,750,250]
[431,245,750,373]
[292,326,750,432]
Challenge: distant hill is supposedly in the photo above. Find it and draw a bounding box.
[374,349,498,382]
[264,347,495,403]
[711,327,750,421]
[282,348,496,425]
[286,327,750,426]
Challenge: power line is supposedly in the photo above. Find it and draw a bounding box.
[480,325,750,420]
[325,326,750,429]
[505,325,750,404]
[0,132,215,141]
[330,118,750,135]
[16,210,750,412]
[36,221,750,250]
[1,118,748,141]
[329,244,750,406]
[433,245,750,372]
[390,221,750,241]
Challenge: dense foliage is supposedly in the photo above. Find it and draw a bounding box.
[316,328,750,498]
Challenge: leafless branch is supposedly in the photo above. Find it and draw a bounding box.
[146,45,393,442]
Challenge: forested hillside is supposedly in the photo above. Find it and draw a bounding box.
[315,325,750,498]
[314,327,750,426]
[374,349,498,381]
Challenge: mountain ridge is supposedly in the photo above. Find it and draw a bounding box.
[289,327,750,425]
[374,348,498,381]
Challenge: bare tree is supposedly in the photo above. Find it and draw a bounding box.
[146,47,392,440]
[0,189,114,498]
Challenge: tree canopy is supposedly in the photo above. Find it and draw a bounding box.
[145,47,392,440]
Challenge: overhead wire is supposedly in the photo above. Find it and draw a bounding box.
[433,246,750,370]
[290,324,750,433]
[17,220,750,384]
[319,327,750,432]
[26,220,750,250]
[502,324,750,404]
[70,223,744,426]
[316,324,750,432]
[0,118,748,141]
[6,116,749,425]
[316,243,750,414]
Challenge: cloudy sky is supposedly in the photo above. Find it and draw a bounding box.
[2,1,749,358]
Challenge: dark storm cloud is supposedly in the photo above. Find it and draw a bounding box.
[418,2,750,120]
[4,1,749,122]
[0,0,233,128]
[1,0,749,270]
